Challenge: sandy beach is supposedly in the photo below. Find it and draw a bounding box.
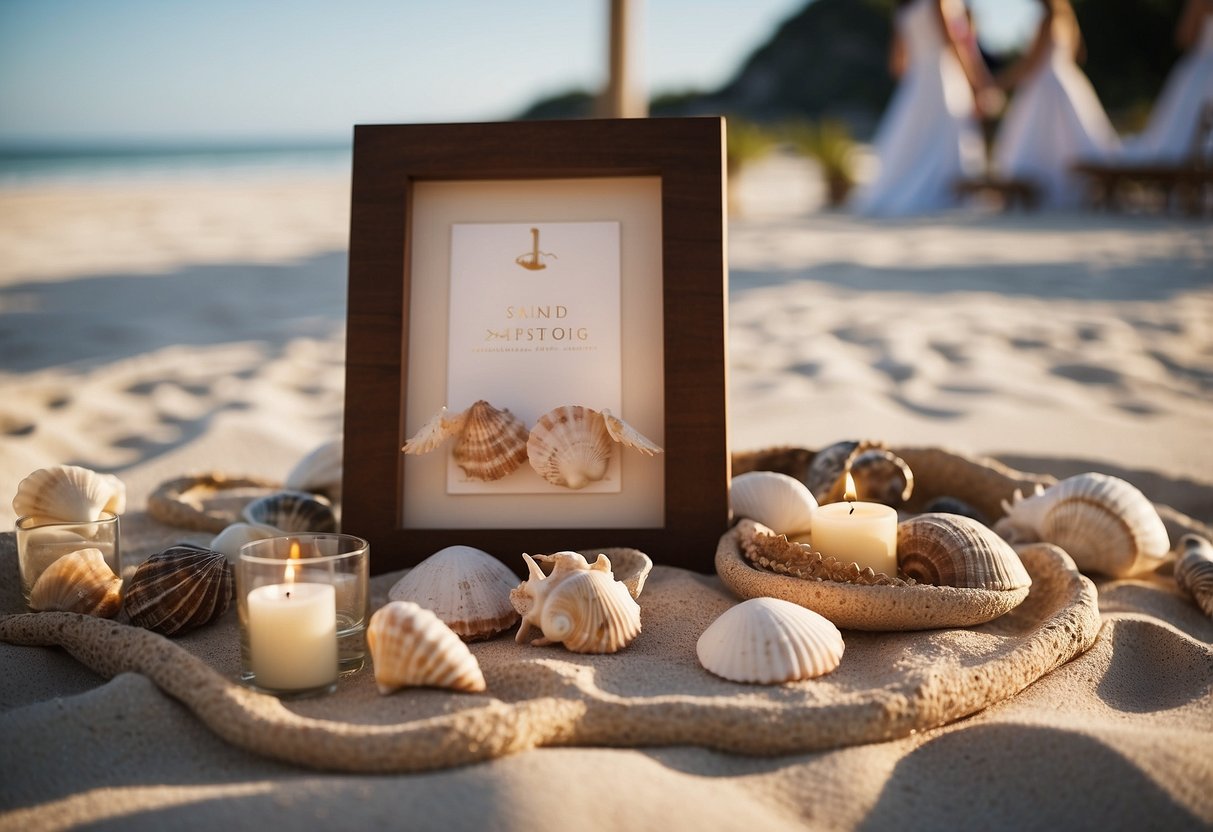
[1,156,1211,830]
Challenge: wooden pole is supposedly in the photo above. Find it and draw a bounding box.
[598,0,647,118]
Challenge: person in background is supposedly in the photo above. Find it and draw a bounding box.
[850,0,998,217]
[1122,0,1213,162]
[992,0,1119,208]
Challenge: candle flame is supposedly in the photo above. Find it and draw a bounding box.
[284,540,301,584]
[843,470,857,503]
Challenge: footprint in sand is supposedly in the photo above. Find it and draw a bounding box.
[1049,363,1124,386]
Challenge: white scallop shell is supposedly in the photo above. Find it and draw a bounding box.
[513,551,642,653]
[526,406,614,489]
[696,597,844,684]
[12,465,126,525]
[366,601,486,694]
[994,472,1169,577]
[28,547,123,618]
[285,439,342,502]
[1175,534,1213,618]
[730,471,818,536]
[388,545,519,641]
[210,522,280,563]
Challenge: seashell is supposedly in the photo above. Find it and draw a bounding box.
[514,551,641,653]
[13,464,126,525]
[366,601,486,694]
[210,522,280,563]
[822,447,914,508]
[993,472,1169,577]
[147,472,279,533]
[401,401,530,482]
[527,406,614,489]
[1175,534,1213,618]
[600,409,663,456]
[285,439,342,502]
[388,545,519,641]
[28,548,123,618]
[805,440,860,502]
[123,544,234,636]
[898,513,1031,591]
[923,495,989,525]
[730,471,818,536]
[696,597,844,684]
[242,490,337,534]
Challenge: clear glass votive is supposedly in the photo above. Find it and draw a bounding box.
[237,534,368,697]
[16,512,121,608]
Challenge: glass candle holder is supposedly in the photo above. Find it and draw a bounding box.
[16,512,121,608]
[237,534,368,697]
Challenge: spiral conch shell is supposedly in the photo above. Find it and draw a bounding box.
[993,472,1169,577]
[527,406,662,490]
[367,601,486,694]
[898,513,1031,591]
[1175,534,1213,618]
[696,597,844,684]
[13,464,126,525]
[513,551,642,653]
[402,400,530,482]
[28,547,123,618]
[730,471,817,536]
[388,545,519,641]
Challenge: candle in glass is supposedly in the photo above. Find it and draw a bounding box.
[811,472,898,576]
[246,541,337,693]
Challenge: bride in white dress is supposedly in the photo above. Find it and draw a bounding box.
[1123,0,1213,162]
[851,0,992,217]
[993,0,1119,209]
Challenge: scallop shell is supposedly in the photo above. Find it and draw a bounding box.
[514,551,642,653]
[898,513,1031,591]
[366,601,486,694]
[27,547,123,618]
[401,401,530,482]
[1175,534,1213,618]
[387,545,519,641]
[210,522,280,563]
[993,472,1170,577]
[285,439,342,502]
[527,406,614,489]
[13,465,126,525]
[123,545,234,636]
[730,471,818,536]
[821,447,914,508]
[696,597,844,684]
[242,490,337,534]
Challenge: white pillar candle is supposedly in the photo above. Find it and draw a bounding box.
[247,581,337,691]
[812,501,898,577]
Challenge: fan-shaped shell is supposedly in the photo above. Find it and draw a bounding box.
[366,601,486,694]
[210,522,280,563]
[13,465,126,525]
[451,400,530,482]
[123,545,234,636]
[1175,534,1213,618]
[28,547,123,618]
[898,513,1031,591]
[994,472,1169,577]
[285,439,342,502]
[242,490,337,534]
[514,552,641,653]
[527,406,613,489]
[388,545,519,641]
[696,597,844,684]
[730,471,818,536]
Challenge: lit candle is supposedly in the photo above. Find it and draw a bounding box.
[246,541,337,692]
[811,472,898,576]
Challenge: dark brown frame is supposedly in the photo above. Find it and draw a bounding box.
[342,118,728,575]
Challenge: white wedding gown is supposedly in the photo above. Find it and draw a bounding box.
[851,0,984,217]
[993,21,1119,209]
[1122,13,1213,162]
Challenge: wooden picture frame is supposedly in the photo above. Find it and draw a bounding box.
[342,118,728,575]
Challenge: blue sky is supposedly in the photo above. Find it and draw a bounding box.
[0,0,1038,144]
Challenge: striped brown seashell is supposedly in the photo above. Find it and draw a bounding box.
[898,513,1031,591]
[401,400,529,482]
[1175,534,1213,618]
[123,544,234,636]
[28,547,123,618]
[243,490,337,534]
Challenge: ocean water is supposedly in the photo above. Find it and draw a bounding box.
[0,140,353,188]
